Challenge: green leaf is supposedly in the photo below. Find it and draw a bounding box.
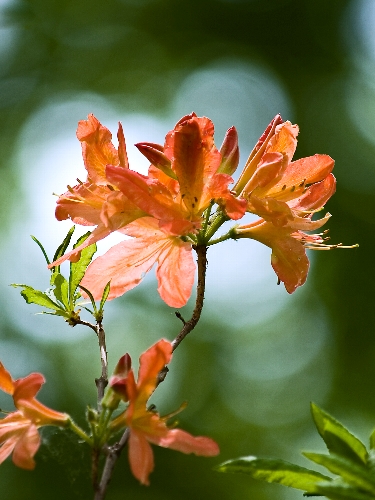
[69,232,96,305]
[311,403,368,465]
[304,453,375,495]
[78,285,98,316]
[99,281,111,313]
[315,480,375,500]
[52,273,69,309]
[215,456,331,493]
[50,226,75,283]
[11,284,62,312]
[31,235,50,265]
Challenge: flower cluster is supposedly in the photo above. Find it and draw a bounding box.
[103,339,219,485]
[0,363,69,469]
[49,112,337,304]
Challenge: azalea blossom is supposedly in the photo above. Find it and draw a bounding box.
[0,362,69,469]
[79,113,246,307]
[49,114,146,267]
[108,339,219,485]
[231,115,338,292]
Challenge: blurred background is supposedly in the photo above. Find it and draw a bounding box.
[0,0,372,498]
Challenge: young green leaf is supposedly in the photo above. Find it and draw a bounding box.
[31,235,50,265]
[50,226,75,284]
[215,456,331,493]
[315,480,375,500]
[52,273,69,309]
[303,453,375,495]
[311,403,368,465]
[99,281,111,314]
[78,284,98,316]
[69,232,96,305]
[11,284,62,312]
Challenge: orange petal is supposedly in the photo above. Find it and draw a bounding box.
[117,122,129,169]
[128,430,154,485]
[137,340,173,401]
[48,224,112,268]
[167,116,221,214]
[268,154,334,197]
[156,238,195,308]
[12,424,40,470]
[13,373,44,402]
[16,399,68,426]
[150,428,220,456]
[236,221,309,293]
[106,166,190,224]
[77,114,120,185]
[0,362,14,395]
[217,126,239,175]
[288,174,336,211]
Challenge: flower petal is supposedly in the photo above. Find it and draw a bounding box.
[150,428,219,456]
[156,238,195,308]
[165,115,221,214]
[77,114,122,185]
[288,173,336,212]
[13,373,44,402]
[0,362,14,395]
[268,154,334,198]
[137,340,173,402]
[128,429,154,486]
[12,424,40,470]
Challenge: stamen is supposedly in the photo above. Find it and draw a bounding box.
[299,179,306,187]
[282,185,287,190]
[290,185,296,192]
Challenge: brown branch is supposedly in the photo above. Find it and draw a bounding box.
[157,244,208,385]
[95,320,108,411]
[93,429,130,500]
[172,244,207,350]
[93,245,208,499]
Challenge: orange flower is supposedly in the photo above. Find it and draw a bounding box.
[80,113,246,306]
[234,115,336,227]
[233,116,337,293]
[49,114,145,267]
[109,340,219,485]
[0,362,69,469]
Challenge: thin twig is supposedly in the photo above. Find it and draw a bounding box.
[93,429,130,500]
[95,320,108,411]
[172,244,207,351]
[157,244,208,385]
[93,245,208,499]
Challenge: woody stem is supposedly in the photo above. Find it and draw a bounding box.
[172,244,207,351]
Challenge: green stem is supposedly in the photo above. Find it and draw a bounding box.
[204,211,229,242]
[67,418,93,445]
[207,226,238,246]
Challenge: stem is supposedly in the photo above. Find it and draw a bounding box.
[204,211,228,242]
[207,226,238,246]
[67,419,92,445]
[171,244,208,351]
[94,245,209,498]
[95,320,108,411]
[93,429,130,500]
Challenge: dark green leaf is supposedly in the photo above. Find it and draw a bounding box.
[11,284,62,311]
[69,232,96,304]
[311,403,368,465]
[99,281,111,313]
[315,480,375,500]
[215,456,331,493]
[78,285,98,315]
[31,235,50,265]
[304,453,375,495]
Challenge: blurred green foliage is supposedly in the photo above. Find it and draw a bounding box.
[0,0,373,499]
